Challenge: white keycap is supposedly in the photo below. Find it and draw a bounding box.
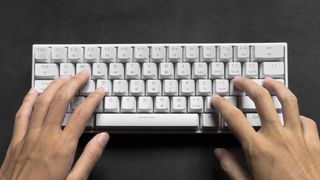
[96,114,199,128]
[117,46,132,62]
[151,46,165,62]
[121,96,136,112]
[213,79,229,95]
[202,113,219,128]
[138,96,153,112]
[196,80,212,96]
[96,79,112,95]
[71,97,85,111]
[68,46,83,62]
[129,80,145,96]
[218,46,233,62]
[209,62,224,79]
[142,63,157,79]
[126,63,141,79]
[163,80,178,96]
[113,80,128,96]
[84,46,100,63]
[192,62,207,79]
[229,79,244,95]
[179,80,195,96]
[241,96,282,112]
[171,97,187,112]
[51,47,67,63]
[259,62,284,78]
[76,63,91,78]
[34,46,50,63]
[159,63,174,79]
[62,114,94,128]
[175,63,191,79]
[146,80,161,96]
[226,62,242,79]
[246,113,284,127]
[239,96,256,112]
[223,96,237,106]
[188,96,203,112]
[34,80,53,93]
[155,96,170,112]
[104,97,120,112]
[35,63,59,79]
[204,96,214,112]
[200,46,216,62]
[80,80,95,96]
[109,63,124,79]
[134,46,149,62]
[60,63,75,76]
[243,62,258,78]
[92,63,108,79]
[101,46,116,62]
[168,46,182,62]
[252,45,284,61]
[185,46,199,61]
[234,45,249,61]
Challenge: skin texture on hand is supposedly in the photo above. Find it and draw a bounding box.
[212,77,320,180]
[0,71,109,180]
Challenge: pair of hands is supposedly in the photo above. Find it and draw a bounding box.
[0,72,319,180]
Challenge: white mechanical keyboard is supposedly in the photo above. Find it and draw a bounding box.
[32,43,288,133]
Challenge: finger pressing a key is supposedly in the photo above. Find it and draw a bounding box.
[262,78,301,131]
[63,87,105,140]
[211,95,256,144]
[43,71,90,131]
[233,77,281,130]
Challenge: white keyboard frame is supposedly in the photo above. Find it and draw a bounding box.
[32,43,288,134]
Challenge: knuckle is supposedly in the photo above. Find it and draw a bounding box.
[72,107,89,120]
[279,93,298,105]
[251,88,269,101]
[35,95,51,107]
[55,90,72,102]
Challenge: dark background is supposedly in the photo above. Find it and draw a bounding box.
[1,0,320,179]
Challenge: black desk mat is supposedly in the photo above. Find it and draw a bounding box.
[0,0,319,179]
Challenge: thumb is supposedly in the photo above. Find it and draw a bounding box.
[214,148,250,180]
[67,132,109,180]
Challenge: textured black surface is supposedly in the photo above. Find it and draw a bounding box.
[0,0,320,179]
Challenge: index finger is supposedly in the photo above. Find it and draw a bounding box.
[211,95,256,143]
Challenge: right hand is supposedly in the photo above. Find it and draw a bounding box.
[212,77,320,180]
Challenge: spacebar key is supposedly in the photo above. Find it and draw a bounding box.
[96,113,199,129]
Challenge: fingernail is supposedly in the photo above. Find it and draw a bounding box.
[211,94,220,101]
[234,76,242,79]
[265,76,273,80]
[97,133,109,146]
[59,75,70,80]
[28,88,37,95]
[96,87,105,93]
[214,148,225,159]
[79,70,90,76]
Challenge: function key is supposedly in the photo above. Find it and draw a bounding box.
[251,45,284,61]
[117,46,133,63]
[184,46,199,62]
[134,46,149,63]
[234,45,249,62]
[200,45,216,62]
[151,46,165,63]
[101,46,116,63]
[168,46,182,62]
[217,45,233,62]
[68,46,83,63]
[34,46,51,63]
[51,46,67,63]
[84,46,100,63]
